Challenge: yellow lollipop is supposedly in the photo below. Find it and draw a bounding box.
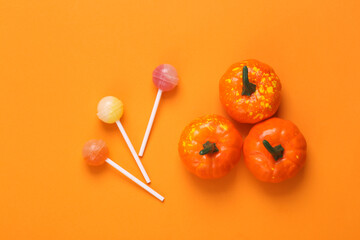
[97,96,151,183]
[97,96,124,123]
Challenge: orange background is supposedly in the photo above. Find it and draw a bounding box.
[1,0,360,239]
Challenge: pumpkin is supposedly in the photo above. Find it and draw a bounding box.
[243,118,306,183]
[219,59,281,123]
[178,114,243,179]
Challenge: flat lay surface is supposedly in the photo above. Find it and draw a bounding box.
[0,0,360,239]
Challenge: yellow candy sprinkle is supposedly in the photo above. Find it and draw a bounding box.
[220,124,228,131]
[254,113,264,120]
[267,87,274,93]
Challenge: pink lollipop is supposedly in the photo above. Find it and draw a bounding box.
[138,64,179,157]
[152,64,179,91]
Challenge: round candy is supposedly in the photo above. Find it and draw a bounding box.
[152,64,179,91]
[82,139,109,166]
[97,96,124,124]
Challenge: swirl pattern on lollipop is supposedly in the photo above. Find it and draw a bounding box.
[152,64,179,91]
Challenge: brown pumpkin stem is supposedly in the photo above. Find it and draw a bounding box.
[263,140,284,161]
[241,66,256,96]
[199,141,219,155]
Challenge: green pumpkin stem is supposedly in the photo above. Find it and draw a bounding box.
[241,66,256,96]
[199,141,219,155]
[263,140,284,161]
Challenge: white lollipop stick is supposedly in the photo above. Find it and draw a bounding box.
[138,89,163,157]
[105,158,164,202]
[115,120,151,183]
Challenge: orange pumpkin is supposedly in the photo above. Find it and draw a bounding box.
[178,114,243,179]
[243,118,306,183]
[219,59,281,123]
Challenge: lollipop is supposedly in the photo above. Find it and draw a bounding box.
[83,140,164,201]
[97,96,151,183]
[138,64,179,157]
